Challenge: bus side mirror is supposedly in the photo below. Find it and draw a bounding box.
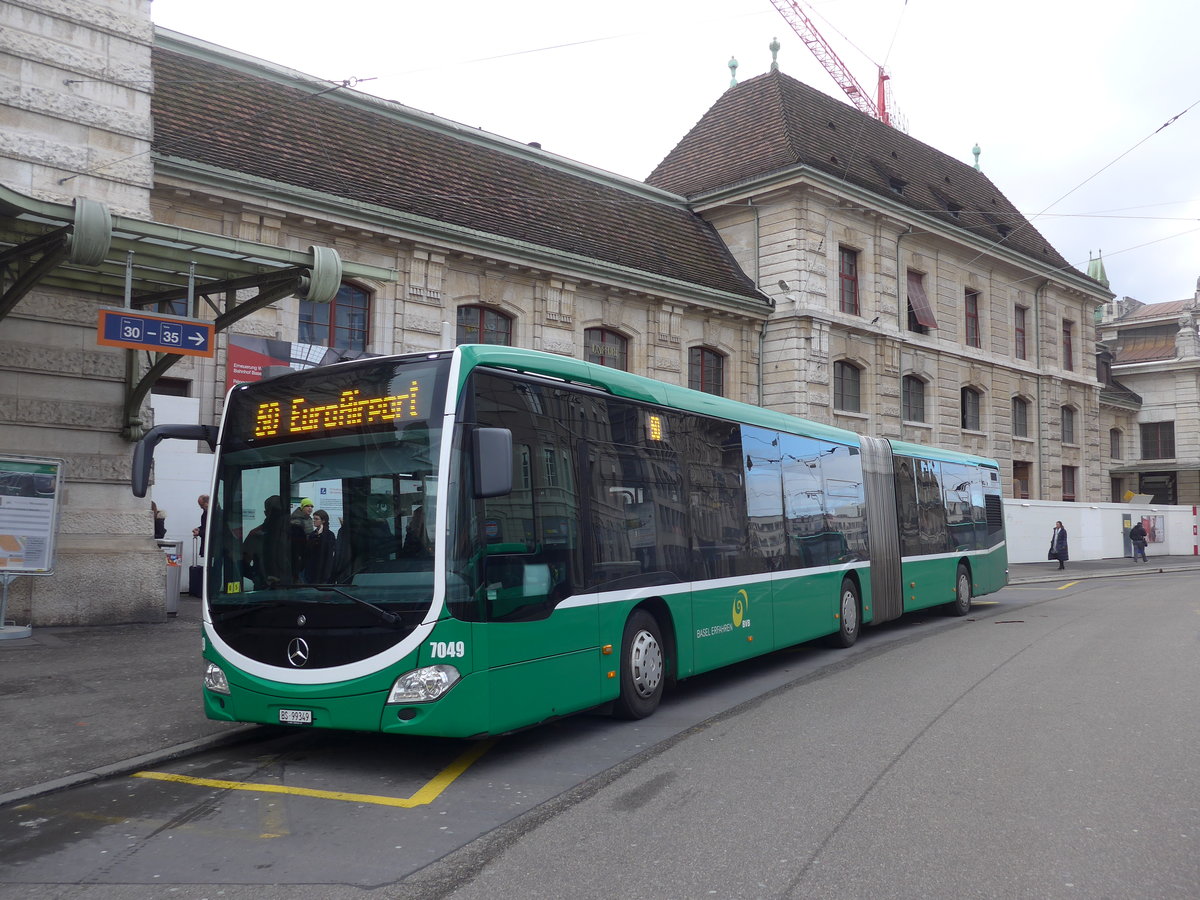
[473,427,512,498]
[131,424,218,498]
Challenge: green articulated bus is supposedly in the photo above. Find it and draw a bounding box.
[133,345,1008,737]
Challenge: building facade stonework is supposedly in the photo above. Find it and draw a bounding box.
[1,0,163,623]
[651,76,1109,506]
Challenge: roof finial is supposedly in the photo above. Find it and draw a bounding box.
[1087,249,1110,289]
[972,143,981,171]
[770,37,780,72]
[728,56,738,87]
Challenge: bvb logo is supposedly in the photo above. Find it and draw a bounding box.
[732,589,749,628]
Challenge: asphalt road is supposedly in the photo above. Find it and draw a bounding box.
[422,574,1200,900]
[2,573,1196,899]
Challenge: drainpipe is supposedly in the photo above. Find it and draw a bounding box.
[894,225,914,424]
[747,198,775,408]
[896,225,913,329]
[1034,278,1050,499]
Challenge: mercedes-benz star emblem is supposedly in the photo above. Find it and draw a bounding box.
[287,637,310,667]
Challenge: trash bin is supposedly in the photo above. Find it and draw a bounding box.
[156,539,183,617]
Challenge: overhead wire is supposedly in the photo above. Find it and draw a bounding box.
[1028,98,1200,220]
[953,96,1200,280]
[776,3,1196,297]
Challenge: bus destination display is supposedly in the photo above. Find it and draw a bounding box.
[253,380,423,439]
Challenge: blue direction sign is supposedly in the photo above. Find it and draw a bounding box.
[97,308,215,358]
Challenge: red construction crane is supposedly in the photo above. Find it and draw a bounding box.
[770,0,894,127]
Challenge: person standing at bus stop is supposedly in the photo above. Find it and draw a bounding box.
[192,494,209,556]
[1048,520,1069,570]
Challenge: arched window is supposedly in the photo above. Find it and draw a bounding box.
[961,387,982,431]
[1012,397,1030,438]
[1109,427,1123,459]
[456,305,512,346]
[901,375,926,422]
[583,328,628,370]
[688,347,724,396]
[833,361,862,412]
[299,282,370,351]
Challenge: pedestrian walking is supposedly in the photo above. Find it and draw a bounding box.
[1129,520,1148,562]
[1048,520,1069,570]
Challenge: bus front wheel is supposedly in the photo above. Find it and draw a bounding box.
[613,609,665,719]
[827,578,861,648]
[946,564,972,617]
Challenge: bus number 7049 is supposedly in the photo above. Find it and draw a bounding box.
[132,345,1007,737]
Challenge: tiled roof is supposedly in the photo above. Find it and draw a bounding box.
[1100,378,1142,406]
[149,45,764,305]
[1123,300,1190,320]
[647,70,1078,277]
[1112,330,1177,364]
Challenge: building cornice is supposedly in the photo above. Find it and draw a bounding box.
[688,167,1112,302]
[155,156,771,319]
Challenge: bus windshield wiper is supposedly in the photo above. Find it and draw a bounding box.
[211,597,315,624]
[310,584,401,626]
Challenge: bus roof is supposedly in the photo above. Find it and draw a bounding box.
[454,345,999,469]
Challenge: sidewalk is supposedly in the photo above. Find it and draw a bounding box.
[0,594,255,808]
[3,554,1199,808]
[1005,551,1200,584]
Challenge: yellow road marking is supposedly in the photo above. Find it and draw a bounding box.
[259,796,289,838]
[1056,581,1079,589]
[134,738,496,808]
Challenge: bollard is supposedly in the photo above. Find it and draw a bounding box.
[156,539,183,616]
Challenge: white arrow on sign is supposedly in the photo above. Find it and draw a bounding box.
[188,333,206,346]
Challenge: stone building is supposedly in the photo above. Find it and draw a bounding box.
[1098,280,1200,505]
[646,65,1111,503]
[2,0,1112,625]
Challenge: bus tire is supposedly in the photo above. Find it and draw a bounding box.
[613,609,665,719]
[946,564,972,617]
[827,578,861,648]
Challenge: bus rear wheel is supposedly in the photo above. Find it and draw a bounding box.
[826,578,860,648]
[613,609,665,719]
[946,564,972,616]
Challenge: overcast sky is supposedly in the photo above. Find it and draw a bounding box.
[151,0,1199,304]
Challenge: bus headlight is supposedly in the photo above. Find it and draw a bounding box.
[204,662,231,695]
[388,665,460,703]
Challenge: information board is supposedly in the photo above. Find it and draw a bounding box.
[0,456,65,575]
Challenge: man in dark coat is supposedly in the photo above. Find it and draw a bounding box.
[1129,520,1148,562]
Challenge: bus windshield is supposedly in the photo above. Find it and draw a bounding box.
[205,357,449,657]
